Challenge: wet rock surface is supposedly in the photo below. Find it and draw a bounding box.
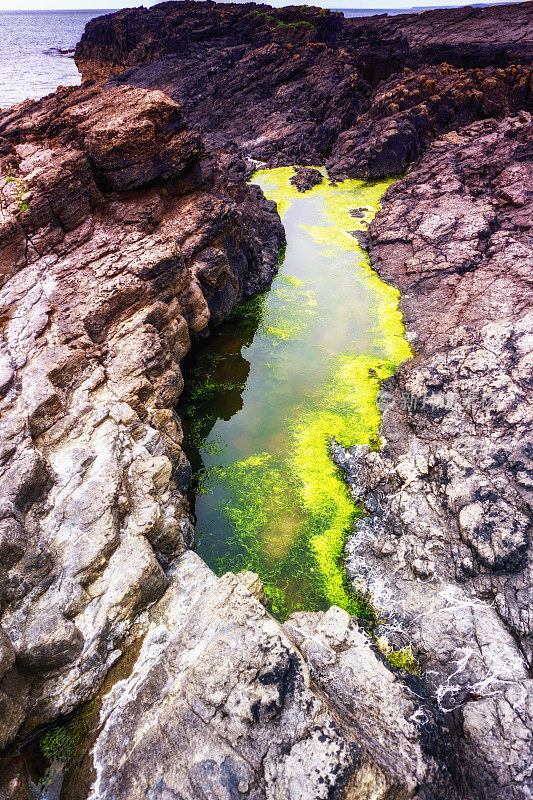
[0,81,283,742]
[289,167,323,193]
[334,112,533,799]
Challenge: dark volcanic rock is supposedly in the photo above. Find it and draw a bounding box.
[335,112,533,800]
[289,166,323,192]
[328,63,533,179]
[74,1,533,174]
[362,2,533,48]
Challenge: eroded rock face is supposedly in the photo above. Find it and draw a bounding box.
[67,553,459,800]
[0,3,532,798]
[283,608,458,800]
[335,113,533,799]
[366,2,533,48]
[328,63,533,179]
[0,82,283,741]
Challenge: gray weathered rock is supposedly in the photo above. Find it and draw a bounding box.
[335,113,533,799]
[0,82,283,741]
[71,552,458,800]
[284,607,457,800]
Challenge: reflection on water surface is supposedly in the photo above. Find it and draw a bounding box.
[178,168,411,620]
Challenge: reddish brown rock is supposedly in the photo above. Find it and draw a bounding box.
[0,81,283,741]
[0,755,29,800]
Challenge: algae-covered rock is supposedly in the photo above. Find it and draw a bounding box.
[0,3,532,798]
[289,167,323,193]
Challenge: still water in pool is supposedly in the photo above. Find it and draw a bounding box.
[178,168,411,621]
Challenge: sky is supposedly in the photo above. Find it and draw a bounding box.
[0,0,524,12]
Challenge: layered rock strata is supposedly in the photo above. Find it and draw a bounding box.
[0,81,283,748]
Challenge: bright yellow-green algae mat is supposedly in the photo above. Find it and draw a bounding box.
[187,166,412,624]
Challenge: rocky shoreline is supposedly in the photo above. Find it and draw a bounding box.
[334,109,533,798]
[0,76,283,753]
[0,2,532,799]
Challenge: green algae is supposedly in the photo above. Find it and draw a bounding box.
[36,700,96,784]
[179,166,412,627]
[3,174,30,213]
[252,165,326,218]
[262,277,317,343]
[251,10,318,31]
[376,636,419,674]
[383,646,419,674]
[287,353,400,620]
